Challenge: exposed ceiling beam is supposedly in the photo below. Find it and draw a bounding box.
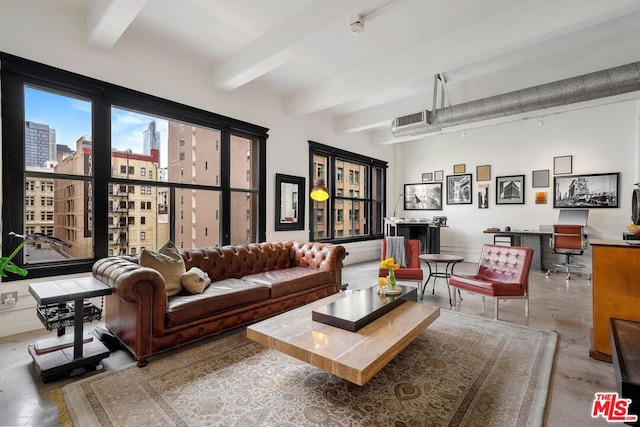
[211,0,372,91]
[336,19,640,137]
[86,0,148,51]
[283,0,640,116]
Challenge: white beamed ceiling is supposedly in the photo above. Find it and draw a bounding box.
[58,0,640,143]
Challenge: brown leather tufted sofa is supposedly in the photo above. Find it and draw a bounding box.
[92,241,347,367]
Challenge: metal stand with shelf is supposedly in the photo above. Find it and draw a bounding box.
[28,277,112,382]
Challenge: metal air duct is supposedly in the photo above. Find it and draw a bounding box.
[392,61,640,137]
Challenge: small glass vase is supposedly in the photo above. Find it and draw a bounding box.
[388,269,396,289]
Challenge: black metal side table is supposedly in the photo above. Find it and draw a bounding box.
[28,277,112,381]
[419,254,464,305]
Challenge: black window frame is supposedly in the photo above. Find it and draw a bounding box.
[308,140,387,244]
[1,53,268,280]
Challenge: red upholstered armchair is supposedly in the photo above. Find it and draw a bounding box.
[378,239,423,287]
[448,244,533,320]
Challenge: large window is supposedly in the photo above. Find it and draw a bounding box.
[308,141,386,243]
[1,54,268,280]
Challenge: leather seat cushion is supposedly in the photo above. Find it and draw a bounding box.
[244,267,334,298]
[449,274,524,297]
[378,267,423,281]
[166,278,269,327]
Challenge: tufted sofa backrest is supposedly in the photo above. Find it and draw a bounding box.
[178,241,344,283]
[476,244,534,288]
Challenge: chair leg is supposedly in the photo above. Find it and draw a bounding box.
[525,295,529,317]
[481,296,485,314]
[495,298,499,320]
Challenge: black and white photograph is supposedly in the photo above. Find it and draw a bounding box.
[446,174,472,205]
[553,172,619,208]
[496,175,525,205]
[403,182,442,210]
[478,183,489,209]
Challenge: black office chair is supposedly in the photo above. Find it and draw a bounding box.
[547,224,589,280]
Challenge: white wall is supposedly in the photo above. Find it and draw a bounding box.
[396,101,640,262]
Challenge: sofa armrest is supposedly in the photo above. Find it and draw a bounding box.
[92,256,168,313]
[291,241,347,288]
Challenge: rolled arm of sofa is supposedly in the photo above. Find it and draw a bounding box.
[291,241,347,286]
[92,257,168,310]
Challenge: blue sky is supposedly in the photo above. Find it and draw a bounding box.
[24,86,168,166]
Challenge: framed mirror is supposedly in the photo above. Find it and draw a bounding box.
[275,174,305,231]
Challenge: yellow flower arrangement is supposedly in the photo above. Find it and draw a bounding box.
[380,257,400,289]
[380,257,400,271]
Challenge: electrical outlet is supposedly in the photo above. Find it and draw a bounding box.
[1,291,18,305]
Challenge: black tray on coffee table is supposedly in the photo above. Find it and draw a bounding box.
[312,285,417,332]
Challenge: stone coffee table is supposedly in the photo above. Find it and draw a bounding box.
[246,286,440,385]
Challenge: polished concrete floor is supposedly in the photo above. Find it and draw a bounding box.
[0,260,615,426]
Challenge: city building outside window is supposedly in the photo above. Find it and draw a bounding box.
[1,54,267,280]
[309,141,387,243]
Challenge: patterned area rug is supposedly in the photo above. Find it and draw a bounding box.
[64,310,556,426]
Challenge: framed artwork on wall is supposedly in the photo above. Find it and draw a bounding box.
[535,192,547,204]
[496,175,525,205]
[478,183,489,209]
[446,174,472,205]
[553,155,573,175]
[532,169,550,188]
[403,182,443,210]
[476,165,491,181]
[553,172,619,208]
[422,172,433,182]
[434,170,444,181]
[453,164,466,174]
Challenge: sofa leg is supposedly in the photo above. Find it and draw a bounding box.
[495,299,499,320]
[136,358,148,368]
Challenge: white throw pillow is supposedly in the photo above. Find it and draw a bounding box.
[181,267,212,294]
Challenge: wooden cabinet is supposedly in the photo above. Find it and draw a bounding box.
[610,318,640,419]
[590,239,640,362]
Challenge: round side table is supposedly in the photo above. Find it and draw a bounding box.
[419,254,464,305]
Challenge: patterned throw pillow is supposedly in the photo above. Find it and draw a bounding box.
[181,267,212,294]
[140,241,185,296]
